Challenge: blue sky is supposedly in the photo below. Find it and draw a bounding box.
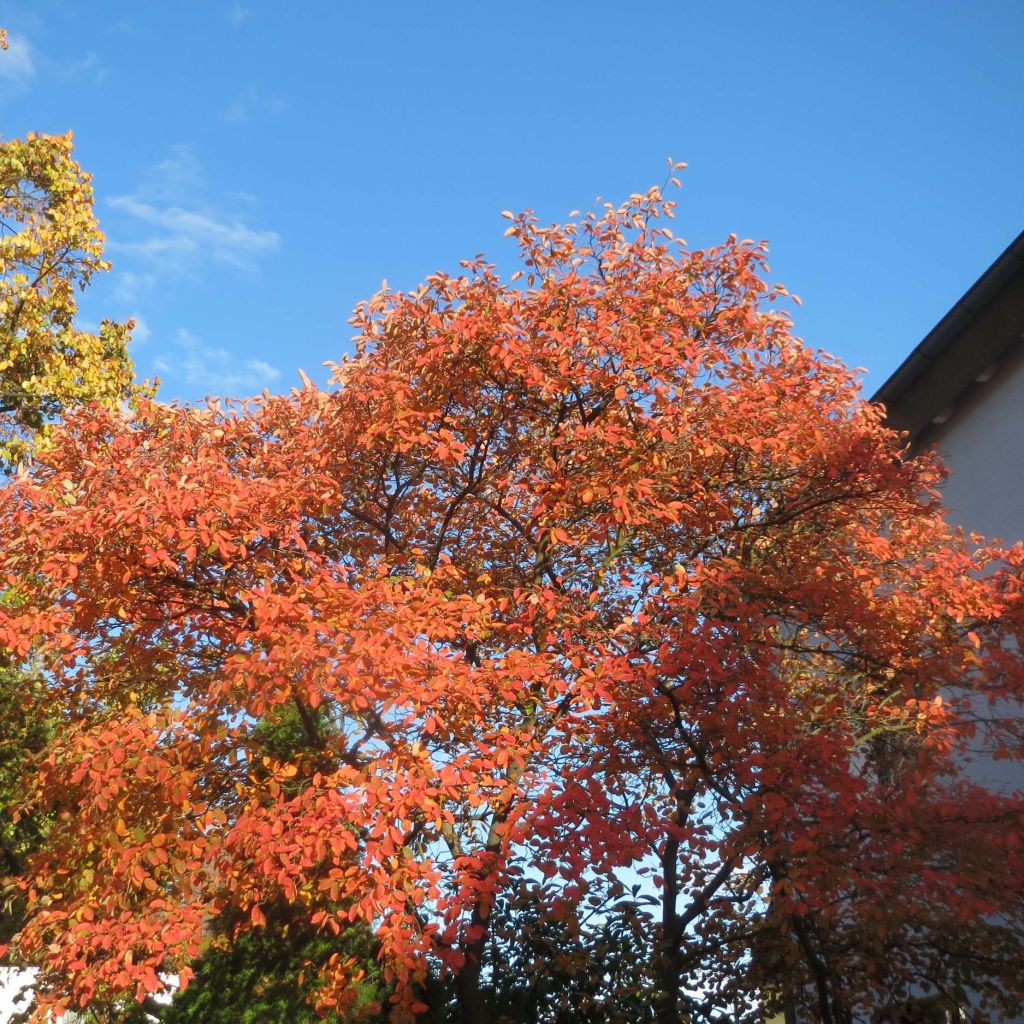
[1,0,1021,403]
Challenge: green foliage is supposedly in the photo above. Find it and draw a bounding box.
[0,665,52,945]
[422,889,659,1024]
[159,904,389,1024]
[485,909,659,1024]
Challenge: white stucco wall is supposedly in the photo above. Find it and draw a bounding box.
[931,343,1024,545]
[1,968,34,1022]
[926,344,1024,798]
[927,341,1024,1024]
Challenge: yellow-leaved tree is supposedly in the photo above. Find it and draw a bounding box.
[0,130,147,468]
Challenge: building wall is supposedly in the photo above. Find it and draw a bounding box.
[927,340,1024,545]
[919,340,1024,802]
[916,341,1024,1024]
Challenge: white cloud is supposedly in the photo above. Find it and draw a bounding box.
[0,31,105,92]
[113,269,157,305]
[128,314,151,344]
[0,33,36,85]
[224,88,288,124]
[245,359,278,380]
[139,144,204,202]
[53,50,106,84]
[109,196,278,269]
[230,5,251,25]
[153,328,281,398]
[106,146,280,294]
[113,234,198,262]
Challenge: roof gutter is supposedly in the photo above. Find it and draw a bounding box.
[872,229,1024,409]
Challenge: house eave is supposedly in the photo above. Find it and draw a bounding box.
[871,229,1024,439]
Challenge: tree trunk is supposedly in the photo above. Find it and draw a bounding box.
[655,833,682,1024]
[655,947,684,1024]
[455,930,491,1024]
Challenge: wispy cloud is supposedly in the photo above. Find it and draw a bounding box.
[55,51,107,85]
[128,314,151,344]
[229,5,251,25]
[137,144,203,202]
[153,328,281,398]
[113,270,157,305]
[109,196,279,269]
[107,145,280,297]
[0,29,104,92]
[224,88,287,124]
[0,33,36,88]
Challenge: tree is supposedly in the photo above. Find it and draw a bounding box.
[0,125,147,1016]
[0,661,52,945]
[157,900,388,1024]
[151,703,391,1024]
[439,882,659,1024]
[0,131,144,469]
[1,177,1023,1024]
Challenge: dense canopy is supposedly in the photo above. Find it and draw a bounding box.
[2,182,1023,1023]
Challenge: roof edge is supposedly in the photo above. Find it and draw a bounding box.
[871,229,1024,407]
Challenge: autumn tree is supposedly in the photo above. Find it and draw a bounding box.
[0,124,147,1017]
[0,131,143,469]
[1,177,1024,1024]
